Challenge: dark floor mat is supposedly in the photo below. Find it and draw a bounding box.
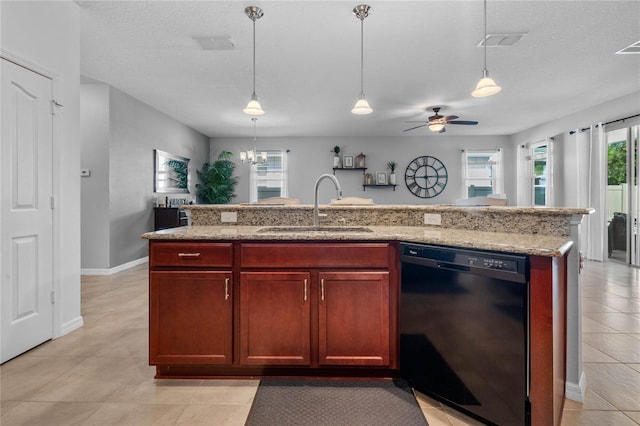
[245,379,428,426]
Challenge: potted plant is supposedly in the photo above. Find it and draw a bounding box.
[195,151,238,204]
[387,161,398,185]
[331,145,341,168]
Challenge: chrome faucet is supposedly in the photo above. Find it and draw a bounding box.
[314,174,343,227]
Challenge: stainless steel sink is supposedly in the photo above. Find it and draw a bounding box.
[256,226,373,234]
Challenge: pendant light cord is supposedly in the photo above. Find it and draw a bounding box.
[252,19,257,96]
[360,17,365,96]
[483,0,487,71]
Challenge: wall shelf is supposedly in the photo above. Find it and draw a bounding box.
[333,167,367,175]
[363,184,397,191]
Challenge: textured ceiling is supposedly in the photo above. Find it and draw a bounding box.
[77,1,640,138]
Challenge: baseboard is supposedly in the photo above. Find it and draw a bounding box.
[81,256,149,276]
[565,372,586,402]
[57,315,84,338]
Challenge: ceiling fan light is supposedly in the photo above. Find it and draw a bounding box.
[472,71,502,97]
[428,123,445,132]
[352,96,373,115]
[243,96,264,116]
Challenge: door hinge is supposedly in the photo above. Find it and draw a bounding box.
[50,196,55,209]
[50,290,55,304]
[50,99,63,115]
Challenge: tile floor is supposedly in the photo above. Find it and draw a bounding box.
[0,260,638,425]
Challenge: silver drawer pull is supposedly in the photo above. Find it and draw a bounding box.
[178,252,201,257]
[321,278,325,301]
[304,279,308,301]
[225,278,230,300]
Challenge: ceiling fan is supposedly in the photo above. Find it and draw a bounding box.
[403,107,478,133]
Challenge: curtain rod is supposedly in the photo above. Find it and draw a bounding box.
[569,113,640,135]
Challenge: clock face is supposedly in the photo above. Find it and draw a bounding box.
[404,156,448,198]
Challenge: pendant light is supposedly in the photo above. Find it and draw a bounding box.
[351,4,373,115]
[243,6,265,115]
[472,0,502,97]
[240,118,267,165]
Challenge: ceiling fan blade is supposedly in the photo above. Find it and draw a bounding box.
[444,115,459,121]
[403,124,428,132]
[448,120,478,125]
[404,121,428,123]
[438,127,447,134]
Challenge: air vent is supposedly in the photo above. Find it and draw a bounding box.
[477,33,527,47]
[193,36,234,51]
[616,40,640,54]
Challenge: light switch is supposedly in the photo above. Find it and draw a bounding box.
[80,169,91,177]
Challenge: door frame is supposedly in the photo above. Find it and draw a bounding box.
[1,49,63,341]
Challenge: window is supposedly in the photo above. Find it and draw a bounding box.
[462,149,503,198]
[532,143,549,205]
[249,150,288,202]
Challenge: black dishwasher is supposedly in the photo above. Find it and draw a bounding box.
[400,243,529,426]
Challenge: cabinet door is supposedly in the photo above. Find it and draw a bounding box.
[150,271,232,365]
[318,272,390,366]
[240,272,311,365]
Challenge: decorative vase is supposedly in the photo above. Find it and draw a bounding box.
[333,155,340,168]
[389,173,397,185]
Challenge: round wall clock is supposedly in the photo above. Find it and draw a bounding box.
[404,155,448,198]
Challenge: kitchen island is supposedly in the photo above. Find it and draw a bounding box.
[142,204,592,426]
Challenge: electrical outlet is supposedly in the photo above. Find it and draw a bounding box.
[220,212,237,223]
[423,213,442,226]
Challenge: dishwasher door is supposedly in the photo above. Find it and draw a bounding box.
[400,244,529,426]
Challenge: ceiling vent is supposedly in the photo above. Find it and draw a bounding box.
[616,40,640,54]
[193,36,235,51]
[477,33,526,47]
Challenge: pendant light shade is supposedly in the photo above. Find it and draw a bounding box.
[243,6,265,115]
[352,5,373,115]
[472,0,501,97]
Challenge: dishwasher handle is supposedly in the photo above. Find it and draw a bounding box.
[436,262,470,273]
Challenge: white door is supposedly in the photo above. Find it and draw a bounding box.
[1,58,54,363]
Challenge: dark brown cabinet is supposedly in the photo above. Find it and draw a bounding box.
[239,272,311,366]
[149,270,233,365]
[318,272,390,366]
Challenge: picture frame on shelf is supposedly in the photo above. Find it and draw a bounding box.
[343,155,354,168]
[376,171,388,185]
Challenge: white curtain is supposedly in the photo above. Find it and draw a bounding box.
[581,123,607,261]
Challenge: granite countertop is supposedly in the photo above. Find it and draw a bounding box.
[141,225,573,257]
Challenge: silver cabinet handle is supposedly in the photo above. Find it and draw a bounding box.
[304,279,308,301]
[321,278,325,301]
[225,277,230,300]
[178,252,200,257]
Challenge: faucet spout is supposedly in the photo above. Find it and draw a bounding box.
[314,174,343,227]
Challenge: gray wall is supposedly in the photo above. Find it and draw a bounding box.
[80,84,111,269]
[212,135,514,206]
[80,84,210,270]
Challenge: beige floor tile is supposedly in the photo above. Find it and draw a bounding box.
[107,381,199,405]
[583,363,640,411]
[582,333,640,363]
[622,411,640,423]
[561,409,639,426]
[582,342,619,363]
[0,401,101,426]
[175,403,253,426]
[583,312,640,334]
[81,402,186,426]
[445,407,486,426]
[27,376,124,403]
[581,317,618,333]
[414,391,443,410]
[420,407,453,426]
[0,400,20,417]
[563,389,617,411]
[582,299,620,313]
[0,373,56,402]
[628,364,640,373]
[190,385,258,405]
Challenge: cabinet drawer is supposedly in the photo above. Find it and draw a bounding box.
[150,242,233,267]
[240,243,389,268]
